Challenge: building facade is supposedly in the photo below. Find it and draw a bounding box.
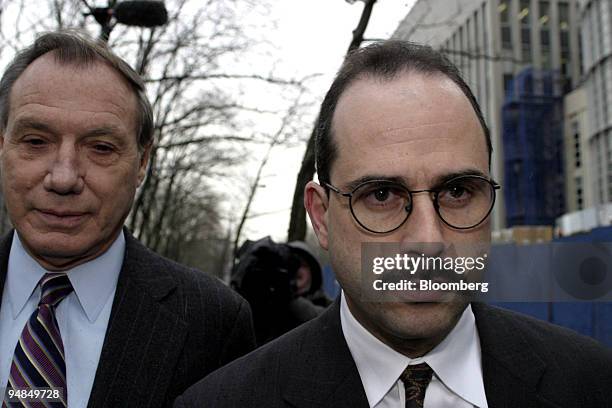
[502,68,565,226]
[393,0,582,229]
[580,0,612,206]
[563,86,593,213]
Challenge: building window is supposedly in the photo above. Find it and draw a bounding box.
[539,1,551,69]
[601,68,609,124]
[539,1,549,25]
[578,31,584,76]
[502,26,512,49]
[522,27,532,62]
[558,2,570,83]
[576,176,583,210]
[572,121,581,168]
[519,0,530,25]
[558,3,569,31]
[499,1,510,23]
[504,73,514,98]
[500,1,512,50]
[519,0,531,62]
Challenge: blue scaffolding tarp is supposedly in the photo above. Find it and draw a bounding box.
[502,68,565,227]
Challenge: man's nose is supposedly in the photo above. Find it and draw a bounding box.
[43,143,84,195]
[399,192,445,257]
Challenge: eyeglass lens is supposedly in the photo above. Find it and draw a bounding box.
[349,176,495,233]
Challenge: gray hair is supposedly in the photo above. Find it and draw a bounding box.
[0,30,154,150]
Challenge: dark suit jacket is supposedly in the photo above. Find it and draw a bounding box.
[0,229,256,408]
[174,300,612,408]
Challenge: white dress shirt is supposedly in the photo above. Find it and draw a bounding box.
[340,292,488,407]
[0,231,125,407]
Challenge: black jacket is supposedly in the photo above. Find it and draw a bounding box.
[175,300,612,408]
[0,229,256,408]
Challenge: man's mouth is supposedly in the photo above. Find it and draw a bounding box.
[35,209,89,228]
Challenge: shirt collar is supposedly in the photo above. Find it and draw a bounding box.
[340,292,487,407]
[340,292,409,407]
[424,301,488,407]
[7,231,125,323]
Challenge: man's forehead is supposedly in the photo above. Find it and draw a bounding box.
[329,71,489,185]
[12,51,129,94]
[9,52,136,113]
[333,71,475,131]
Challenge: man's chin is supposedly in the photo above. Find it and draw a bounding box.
[18,233,102,270]
[377,300,468,341]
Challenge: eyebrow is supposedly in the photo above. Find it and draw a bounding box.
[11,118,125,140]
[342,168,490,192]
[431,169,490,187]
[82,125,125,139]
[11,118,55,134]
[343,175,405,192]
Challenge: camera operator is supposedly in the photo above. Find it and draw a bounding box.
[232,237,331,345]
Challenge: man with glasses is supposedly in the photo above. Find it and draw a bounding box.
[175,41,612,407]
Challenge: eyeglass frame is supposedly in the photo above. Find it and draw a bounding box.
[323,174,501,234]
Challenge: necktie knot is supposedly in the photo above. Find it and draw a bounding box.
[400,362,433,408]
[39,273,73,307]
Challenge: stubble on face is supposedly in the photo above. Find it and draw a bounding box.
[324,71,491,357]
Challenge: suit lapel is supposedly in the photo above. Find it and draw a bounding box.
[281,301,369,408]
[472,303,561,408]
[87,231,188,408]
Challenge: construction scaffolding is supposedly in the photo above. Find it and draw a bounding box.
[502,67,566,227]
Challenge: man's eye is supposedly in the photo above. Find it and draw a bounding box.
[23,137,47,147]
[92,144,115,153]
[448,185,468,198]
[357,184,407,208]
[439,183,473,206]
[372,188,391,202]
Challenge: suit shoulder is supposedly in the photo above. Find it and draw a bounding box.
[178,318,315,405]
[214,317,314,374]
[135,241,245,309]
[477,304,612,366]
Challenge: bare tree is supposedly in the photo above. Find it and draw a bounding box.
[287,0,378,242]
[232,89,309,263]
[0,0,307,275]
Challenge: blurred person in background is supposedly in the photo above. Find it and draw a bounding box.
[232,237,331,345]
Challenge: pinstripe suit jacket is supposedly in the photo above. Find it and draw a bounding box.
[175,300,612,408]
[0,229,256,408]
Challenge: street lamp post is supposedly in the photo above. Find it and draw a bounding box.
[345,0,377,53]
[82,0,168,42]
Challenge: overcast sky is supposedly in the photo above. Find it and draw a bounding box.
[241,0,417,243]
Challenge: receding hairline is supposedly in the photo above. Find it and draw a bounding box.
[328,68,488,149]
[6,50,141,135]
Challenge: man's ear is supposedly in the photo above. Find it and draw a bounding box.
[304,181,329,250]
[137,142,152,186]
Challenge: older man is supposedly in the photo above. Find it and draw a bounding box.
[0,31,254,408]
[175,41,612,408]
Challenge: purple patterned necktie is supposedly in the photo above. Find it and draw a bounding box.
[3,273,73,408]
[400,362,434,408]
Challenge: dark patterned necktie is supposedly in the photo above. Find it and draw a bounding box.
[3,273,73,408]
[400,362,434,408]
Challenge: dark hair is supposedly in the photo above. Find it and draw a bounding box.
[0,30,154,150]
[315,40,492,184]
